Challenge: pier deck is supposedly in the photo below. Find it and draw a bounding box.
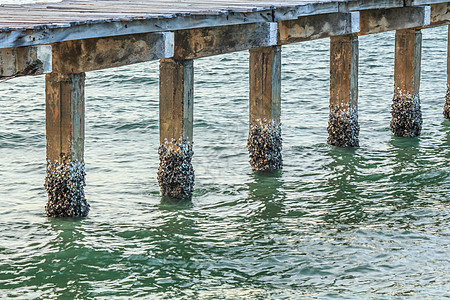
[1,0,450,216]
[0,0,445,48]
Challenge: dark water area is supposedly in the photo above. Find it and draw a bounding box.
[0,27,449,298]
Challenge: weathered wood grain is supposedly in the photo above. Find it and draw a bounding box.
[408,0,449,5]
[249,46,281,124]
[447,25,450,87]
[328,34,359,147]
[0,12,273,49]
[159,59,194,144]
[0,45,51,78]
[278,12,359,45]
[52,32,173,73]
[429,3,450,25]
[46,72,85,162]
[394,29,422,94]
[343,0,404,11]
[174,22,276,59]
[359,7,430,35]
[0,0,419,49]
[330,35,358,109]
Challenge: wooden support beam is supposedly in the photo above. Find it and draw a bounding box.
[247,46,282,171]
[274,2,339,20]
[44,72,89,217]
[0,11,276,49]
[159,59,194,144]
[408,0,449,5]
[445,25,450,119]
[328,35,360,147]
[173,22,276,60]
[0,45,51,80]
[359,7,430,35]
[278,12,359,45]
[429,3,450,26]
[391,29,423,137]
[52,32,174,73]
[340,0,404,12]
[158,58,194,199]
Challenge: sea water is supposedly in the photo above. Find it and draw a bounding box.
[0,20,449,298]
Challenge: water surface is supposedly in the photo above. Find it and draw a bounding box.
[0,27,449,298]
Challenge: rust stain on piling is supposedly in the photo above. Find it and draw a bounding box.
[327,103,359,147]
[44,154,89,217]
[391,89,422,137]
[247,119,282,172]
[157,138,194,199]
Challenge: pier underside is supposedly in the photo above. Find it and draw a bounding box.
[1,0,450,214]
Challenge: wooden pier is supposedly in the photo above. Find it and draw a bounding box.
[1,0,450,216]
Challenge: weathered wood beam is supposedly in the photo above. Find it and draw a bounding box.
[328,35,360,147]
[158,58,194,199]
[52,32,173,73]
[407,0,449,5]
[247,46,282,172]
[0,45,51,80]
[359,7,431,35]
[173,22,276,60]
[445,25,450,119]
[0,10,277,49]
[45,72,89,217]
[278,12,359,45]
[428,3,450,26]
[274,2,339,20]
[391,29,423,137]
[341,0,404,12]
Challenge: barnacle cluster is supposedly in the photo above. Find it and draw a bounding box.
[444,86,450,119]
[247,119,282,172]
[391,89,422,137]
[327,103,359,147]
[44,154,89,217]
[157,138,194,199]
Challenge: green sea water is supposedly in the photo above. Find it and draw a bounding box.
[0,26,449,298]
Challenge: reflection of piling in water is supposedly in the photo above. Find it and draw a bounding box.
[391,29,423,137]
[45,154,89,217]
[158,138,195,199]
[247,120,282,171]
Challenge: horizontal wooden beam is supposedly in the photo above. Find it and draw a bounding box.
[359,7,431,35]
[278,12,359,45]
[173,22,276,60]
[408,0,449,5]
[0,12,275,49]
[429,3,450,26]
[274,2,339,20]
[343,0,405,12]
[0,45,51,79]
[51,32,173,73]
